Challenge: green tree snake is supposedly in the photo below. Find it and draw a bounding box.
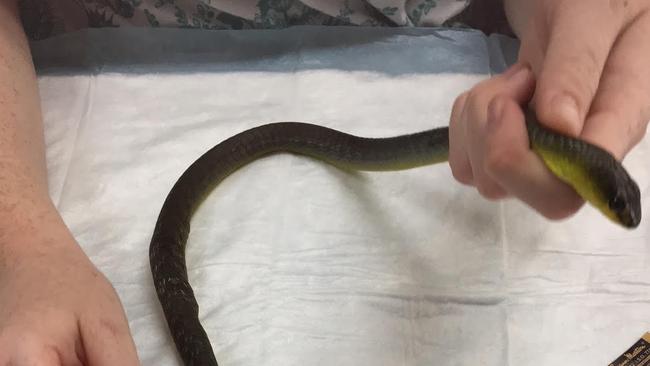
[149,108,641,366]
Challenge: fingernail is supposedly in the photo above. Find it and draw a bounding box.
[487,97,505,133]
[551,93,581,135]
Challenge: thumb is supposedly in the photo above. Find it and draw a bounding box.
[531,1,626,136]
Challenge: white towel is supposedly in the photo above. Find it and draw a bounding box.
[33,26,650,366]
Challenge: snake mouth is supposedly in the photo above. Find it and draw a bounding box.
[619,207,641,229]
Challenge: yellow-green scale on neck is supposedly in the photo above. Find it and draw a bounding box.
[525,109,640,228]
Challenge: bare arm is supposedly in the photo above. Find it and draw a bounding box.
[0,0,55,237]
[0,2,141,364]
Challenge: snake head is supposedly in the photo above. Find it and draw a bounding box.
[585,152,642,229]
[603,167,641,228]
[525,108,642,228]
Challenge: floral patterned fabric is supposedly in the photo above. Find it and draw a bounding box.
[18,0,470,40]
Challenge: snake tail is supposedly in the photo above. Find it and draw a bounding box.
[149,122,449,366]
[150,117,641,365]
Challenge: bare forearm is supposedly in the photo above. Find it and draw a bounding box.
[0,2,60,240]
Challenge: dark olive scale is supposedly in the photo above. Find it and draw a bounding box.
[525,109,641,228]
[150,123,449,366]
[150,117,640,366]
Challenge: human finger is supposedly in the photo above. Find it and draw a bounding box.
[533,1,626,136]
[581,11,650,159]
[462,63,535,199]
[484,97,584,219]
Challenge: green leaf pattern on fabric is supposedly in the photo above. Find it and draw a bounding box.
[382,7,398,16]
[18,0,59,40]
[143,8,159,26]
[410,0,437,25]
[19,0,470,40]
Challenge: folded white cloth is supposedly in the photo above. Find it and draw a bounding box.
[34,26,650,366]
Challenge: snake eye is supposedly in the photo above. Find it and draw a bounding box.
[608,195,627,211]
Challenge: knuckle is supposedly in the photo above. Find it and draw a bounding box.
[451,91,470,122]
[453,91,469,112]
[476,181,506,201]
[450,161,473,185]
[465,84,493,110]
[472,76,495,93]
[463,97,490,127]
[94,317,127,339]
[484,146,523,176]
[11,339,63,366]
[32,347,63,366]
[466,83,491,107]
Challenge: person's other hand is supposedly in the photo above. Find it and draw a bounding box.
[0,206,140,365]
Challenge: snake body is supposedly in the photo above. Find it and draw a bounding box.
[149,112,641,366]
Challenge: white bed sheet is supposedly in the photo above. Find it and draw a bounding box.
[32,26,650,366]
